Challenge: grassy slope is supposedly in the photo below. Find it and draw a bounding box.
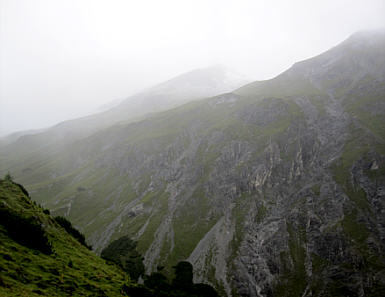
[0,179,133,297]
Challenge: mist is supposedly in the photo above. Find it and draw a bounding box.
[1,0,384,135]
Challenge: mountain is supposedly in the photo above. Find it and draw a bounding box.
[1,30,385,296]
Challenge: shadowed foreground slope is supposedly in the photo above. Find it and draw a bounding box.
[0,178,133,296]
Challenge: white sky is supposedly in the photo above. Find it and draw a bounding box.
[1,0,384,135]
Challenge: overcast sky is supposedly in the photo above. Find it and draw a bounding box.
[1,0,384,136]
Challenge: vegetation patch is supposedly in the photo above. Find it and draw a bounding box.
[137,192,169,253]
[54,216,91,250]
[0,179,133,296]
[0,207,52,255]
[101,236,145,281]
[166,187,219,273]
[274,222,307,297]
[341,209,369,246]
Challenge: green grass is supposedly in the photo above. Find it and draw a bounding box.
[235,73,324,99]
[137,191,169,253]
[168,187,219,268]
[274,222,307,297]
[341,209,369,245]
[0,179,134,296]
[227,192,253,281]
[309,253,329,293]
[120,213,150,239]
[311,184,321,196]
[254,203,267,223]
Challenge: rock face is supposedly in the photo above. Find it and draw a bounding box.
[1,30,385,296]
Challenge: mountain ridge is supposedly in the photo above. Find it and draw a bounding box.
[0,65,249,148]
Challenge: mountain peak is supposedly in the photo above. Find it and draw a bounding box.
[109,65,250,119]
[145,65,250,95]
[274,28,385,94]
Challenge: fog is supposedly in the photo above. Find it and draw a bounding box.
[1,0,384,136]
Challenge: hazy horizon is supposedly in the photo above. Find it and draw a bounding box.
[1,0,384,136]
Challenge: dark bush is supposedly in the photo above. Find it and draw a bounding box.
[122,284,154,297]
[77,186,86,192]
[192,283,219,297]
[4,172,12,181]
[43,209,50,215]
[14,182,30,198]
[0,207,52,254]
[144,272,171,292]
[54,216,91,249]
[172,261,193,289]
[0,275,6,287]
[101,236,144,281]
[171,261,218,297]
[140,261,219,297]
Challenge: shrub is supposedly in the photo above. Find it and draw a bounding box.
[172,261,193,289]
[142,261,219,297]
[54,216,91,249]
[0,207,52,254]
[4,172,12,181]
[101,236,145,281]
[14,182,30,197]
[171,261,218,297]
[122,284,153,297]
[192,283,219,297]
[144,272,170,292]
